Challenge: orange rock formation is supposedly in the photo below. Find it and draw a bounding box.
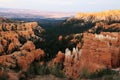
[62,32,120,78]
[0,19,45,79]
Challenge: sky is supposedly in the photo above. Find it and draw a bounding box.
[0,0,120,12]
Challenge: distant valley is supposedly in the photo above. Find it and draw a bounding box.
[0,8,75,19]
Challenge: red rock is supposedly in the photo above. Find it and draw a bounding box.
[8,42,15,53]
[0,44,4,53]
[8,72,19,80]
[25,52,35,64]
[58,35,63,41]
[76,42,82,49]
[17,56,28,72]
[54,51,65,64]
[0,20,44,80]
[33,49,45,60]
[63,32,120,78]
[0,38,7,46]
[20,41,35,51]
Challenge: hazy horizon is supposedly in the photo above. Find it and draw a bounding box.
[0,0,120,13]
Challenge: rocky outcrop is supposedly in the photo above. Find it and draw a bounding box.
[89,22,120,33]
[80,32,120,70]
[48,51,65,68]
[0,47,45,79]
[50,10,120,77]
[46,10,120,79]
[52,32,120,78]
[63,48,82,78]
[0,20,44,54]
[62,32,120,78]
[53,51,65,64]
[74,10,120,23]
[0,18,45,79]
[64,10,120,33]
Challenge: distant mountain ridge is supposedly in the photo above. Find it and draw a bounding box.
[74,10,120,23]
[0,8,75,19]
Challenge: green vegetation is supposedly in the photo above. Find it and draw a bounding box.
[90,68,118,79]
[25,61,64,79]
[0,76,8,80]
[34,62,49,75]
[79,67,90,79]
[77,68,119,80]
[49,64,65,78]
[25,62,49,77]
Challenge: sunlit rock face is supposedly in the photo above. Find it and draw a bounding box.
[64,10,120,33]
[20,41,35,51]
[51,32,120,79]
[0,43,45,79]
[62,32,120,78]
[81,32,120,70]
[54,51,65,64]
[48,51,65,68]
[74,10,120,23]
[0,20,44,54]
[64,47,82,78]
[0,18,45,79]
[94,22,120,32]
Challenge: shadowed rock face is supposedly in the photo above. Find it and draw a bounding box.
[0,18,45,79]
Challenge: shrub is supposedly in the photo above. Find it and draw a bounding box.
[26,62,65,78]
[49,63,65,78]
[25,62,49,77]
[79,67,90,79]
[90,68,118,79]
[0,76,8,80]
[34,62,49,75]
[25,63,35,77]
[77,67,119,79]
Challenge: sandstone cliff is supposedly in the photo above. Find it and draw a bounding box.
[0,18,45,79]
